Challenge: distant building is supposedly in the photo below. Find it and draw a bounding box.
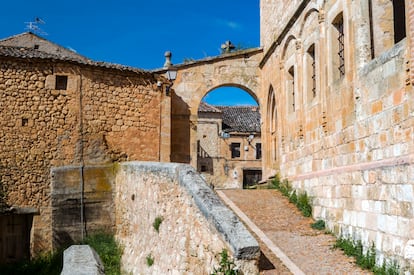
[197,102,261,188]
[0,32,90,62]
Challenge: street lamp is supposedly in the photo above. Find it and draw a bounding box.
[165,67,177,82]
[163,51,177,96]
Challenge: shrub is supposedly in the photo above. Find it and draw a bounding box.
[311,219,325,230]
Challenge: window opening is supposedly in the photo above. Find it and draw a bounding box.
[256,143,262,159]
[55,75,68,90]
[368,0,375,59]
[307,45,316,99]
[333,15,345,78]
[288,66,295,112]
[231,143,241,158]
[21,118,28,126]
[393,0,406,43]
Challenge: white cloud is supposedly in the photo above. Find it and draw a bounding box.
[215,18,242,30]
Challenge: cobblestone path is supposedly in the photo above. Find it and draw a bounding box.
[217,189,372,275]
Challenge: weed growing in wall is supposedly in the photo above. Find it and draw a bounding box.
[211,249,238,275]
[333,237,400,274]
[153,216,163,233]
[146,254,154,267]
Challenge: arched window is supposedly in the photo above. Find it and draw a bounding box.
[267,87,277,161]
[306,44,316,103]
[332,12,345,80]
[287,66,295,112]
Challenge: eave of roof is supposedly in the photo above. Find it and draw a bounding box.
[0,45,153,77]
[216,105,261,133]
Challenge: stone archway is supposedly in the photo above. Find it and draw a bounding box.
[168,48,263,167]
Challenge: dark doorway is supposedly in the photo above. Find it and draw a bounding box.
[243,169,262,188]
[0,214,33,263]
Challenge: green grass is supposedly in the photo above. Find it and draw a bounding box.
[333,237,400,274]
[270,175,312,217]
[0,232,122,275]
[82,233,123,275]
[0,250,63,275]
[311,219,326,230]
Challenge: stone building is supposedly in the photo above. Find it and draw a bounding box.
[259,0,414,270]
[0,0,413,271]
[197,102,261,188]
[0,34,170,259]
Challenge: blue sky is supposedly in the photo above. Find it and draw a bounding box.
[0,0,260,106]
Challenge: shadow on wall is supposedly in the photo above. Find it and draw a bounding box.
[171,92,191,163]
[51,165,116,249]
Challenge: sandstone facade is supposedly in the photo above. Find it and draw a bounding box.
[169,49,263,167]
[259,0,414,270]
[0,47,168,254]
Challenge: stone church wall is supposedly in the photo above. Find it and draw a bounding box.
[260,0,414,270]
[0,57,162,254]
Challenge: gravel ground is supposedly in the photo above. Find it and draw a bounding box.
[219,189,372,275]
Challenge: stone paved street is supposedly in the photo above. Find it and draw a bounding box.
[217,189,372,275]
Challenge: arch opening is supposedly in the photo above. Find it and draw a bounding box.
[196,85,262,189]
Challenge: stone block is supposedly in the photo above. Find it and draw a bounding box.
[61,245,104,275]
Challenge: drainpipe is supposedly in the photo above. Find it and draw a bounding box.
[78,73,85,241]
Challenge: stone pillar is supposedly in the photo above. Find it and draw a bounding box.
[160,86,171,162]
[352,1,372,70]
[189,114,198,169]
[409,0,414,85]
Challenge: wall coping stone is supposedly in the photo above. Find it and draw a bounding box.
[359,38,406,76]
[120,161,260,260]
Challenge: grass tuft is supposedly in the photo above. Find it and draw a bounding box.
[333,237,400,274]
[311,219,326,230]
[146,254,154,267]
[271,174,312,217]
[153,216,163,233]
[82,232,123,275]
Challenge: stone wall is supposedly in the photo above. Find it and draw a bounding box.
[0,56,163,254]
[51,165,116,248]
[115,162,259,274]
[259,0,414,270]
[169,49,262,166]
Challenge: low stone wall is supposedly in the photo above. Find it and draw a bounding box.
[115,162,259,274]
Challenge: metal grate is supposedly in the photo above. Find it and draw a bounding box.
[335,18,345,77]
[308,45,316,98]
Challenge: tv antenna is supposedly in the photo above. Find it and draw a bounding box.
[25,17,48,36]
